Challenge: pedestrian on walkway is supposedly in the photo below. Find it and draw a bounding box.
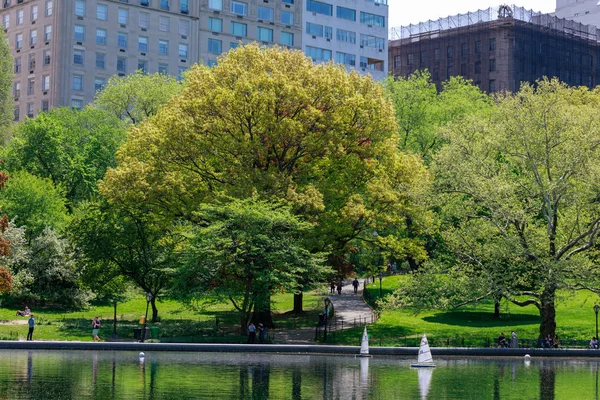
[258,323,267,343]
[248,322,256,343]
[92,316,101,342]
[352,278,359,294]
[27,314,34,341]
[330,281,335,294]
[336,281,343,295]
[511,331,518,348]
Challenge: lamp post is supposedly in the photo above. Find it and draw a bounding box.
[595,304,599,341]
[378,272,383,299]
[141,292,153,343]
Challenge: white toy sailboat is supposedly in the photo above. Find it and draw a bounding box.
[357,326,372,357]
[410,334,436,368]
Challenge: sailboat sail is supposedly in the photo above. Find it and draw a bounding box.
[360,327,369,355]
[417,335,433,364]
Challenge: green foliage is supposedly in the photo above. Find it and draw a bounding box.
[92,71,182,124]
[0,170,69,239]
[0,30,14,134]
[174,198,329,329]
[3,107,126,206]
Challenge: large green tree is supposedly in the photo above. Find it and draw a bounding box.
[425,79,600,338]
[175,199,327,330]
[102,45,430,304]
[93,71,182,125]
[3,107,126,206]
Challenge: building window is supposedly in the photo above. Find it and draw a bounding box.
[230,1,247,15]
[159,40,168,55]
[230,42,239,49]
[43,50,50,65]
[209,0,222,10]
[258,6,273,21]
[208,38,222,54]
[42,75,50,91]
[29,29,37,46]
[177,67,186,81]
[27,78,34,95]
[336,6,355,21]
[336,29,355,44]
[407,53,413,65]
[2,14,9,29]
[139,12,149,28]
[359,11,384,27]
[74,25,85,42]
[207,60,217,67]
[95,52,105,69]
[15,33,22,49]
[136,36,148,52]
[420,51,425,63]
[461,43,468,57]
[14,106,19,121]
[31,5,38,22]
[160,0,170,11]
[45,0,53,16]
[306,0,332,16]
[209,17,222,32]
[281,11,293,25]
[489,58,496,72]
[159,16,170,32]
[180,0,189,14]
[137,60,147,74]
[335,51,355,66]
[360,34,384,50]
[489,79,496,92]
[96,29,106,45]
[117,32,128,48]
[433,48,440,61]
[27,103,34,118]
[230,21,246,37]
[394,55,400,68]
[118,9,129,25]
[460,63,467,76]
[446,65,453,78]
[447,46,453,59]
[489,38,496,51]
[178,43,188,58]
[13,82,20,97]
[305,46,331,62]
[28,53,35,69]
[475,40,481,53]
[474,61,481,74]
[97,4,107,20]
[71,99,83,110]
[179,20,189,36]
[16,9,23,25]
[306,22,323,37]
[158,63,168,74]
[75,1,86,17]
[72,75,83,91]
[117,57,127,73]
[14,57,21,73]
[257,27,273,42]
[41,100,49,112]
[280,31,293,46]
[282,0,293,4]
[44,25,51,41]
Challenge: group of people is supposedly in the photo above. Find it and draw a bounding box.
[16,306,101,342]
[498,331,519,348]
[329,278,361,295]
[542,334,560,348]
[247,322,268,344]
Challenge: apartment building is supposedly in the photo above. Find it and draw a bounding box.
[389,6,600,93]
[302,0,387,79]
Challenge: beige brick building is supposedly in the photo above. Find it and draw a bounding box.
[4,0,303,121]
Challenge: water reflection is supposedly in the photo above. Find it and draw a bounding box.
[0,351,599,399]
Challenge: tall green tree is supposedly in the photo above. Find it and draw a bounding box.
[174,199,327,330]
[427,79,600,338]
[3,107,126,206]
[101,45,431,304]
[93,71,182,125]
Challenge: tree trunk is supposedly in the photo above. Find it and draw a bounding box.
[150,297,159,322]
[494,298,500,319]
[254,293,274,328]
[293,292,303,314]
[113,300,117,339]
[539,288,556,339]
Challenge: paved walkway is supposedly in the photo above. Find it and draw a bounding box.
[273,279,376,344]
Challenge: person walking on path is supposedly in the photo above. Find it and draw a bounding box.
[248,322,256,343]
[352,278,359,294]
[330,281,335,294]
[258,323,267,343]
[336,281,343,295]
[26,314,34,341]
[92,316,101,342]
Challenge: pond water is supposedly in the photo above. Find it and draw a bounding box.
[0,350,597,399]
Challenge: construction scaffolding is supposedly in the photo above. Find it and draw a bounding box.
[390,5,600,43]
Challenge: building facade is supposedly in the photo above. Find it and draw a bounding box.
[389,6,600,93]
[302,0,388,80]
[555,0,600,27]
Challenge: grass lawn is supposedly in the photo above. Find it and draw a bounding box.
[0,291,325,342]
[331,275,600,347]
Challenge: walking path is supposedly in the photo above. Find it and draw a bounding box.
[274,279,376,344]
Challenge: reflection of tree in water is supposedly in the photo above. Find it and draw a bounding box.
[239,365,249,399]
[292,366,301,400]
[539,362,555,400]
[252,363,270,400]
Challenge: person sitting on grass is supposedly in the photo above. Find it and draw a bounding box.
[590,337,598,349]
[16,306,30,317]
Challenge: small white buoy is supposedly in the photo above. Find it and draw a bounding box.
[139,352,145,358]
